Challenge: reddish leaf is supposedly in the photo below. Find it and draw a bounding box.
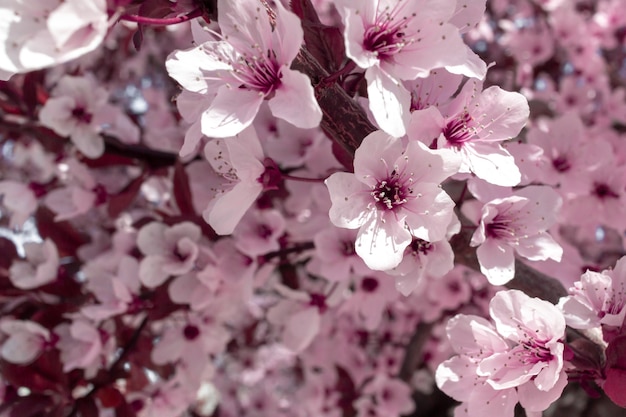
[76,397,99,417]
[9,394,54,417]
[97,386,125,409]
[35,207,90,258]
[603,334,626,408]
[0,100,24,115]
[22,71,45,116]
[0,237,18,270]
[173,162,196,216]
[606,334,626,369]
[108,174,146,218]
[605,368,626,407]
[115,398,138,417]
[132,28,144,51]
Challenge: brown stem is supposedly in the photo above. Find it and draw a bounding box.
[291,49,376,156]
[398,321,435,382]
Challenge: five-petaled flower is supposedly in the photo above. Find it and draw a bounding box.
[325,130,460,271]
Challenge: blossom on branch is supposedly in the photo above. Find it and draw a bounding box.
[166,0,322,138]
[325,130,460,271]
[335,0,487,137]
[462,186,563,285]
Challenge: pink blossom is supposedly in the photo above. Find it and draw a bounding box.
[137,221,202,288]
[233,208,286,257]
[81,255,141,321]
[325,130,460,271]
[166,0,321,138]
[389,235,456,296]
[9,238,59,290]
[479,290,567,397]
[355,374,415,417]
[43,158,102,221]
[267,288,323,353]
[335,0,486,136]
[0,0,107,79]
[412,81,529,186]
[525,112,612,194]
[437,290,568,416]
[152,312,230,388]
[202,127,266,235]
[55,318,105,374]
[39,75,139,158]
[0,180,37,228]
[168,238,255,312]
[308,226,370,283]
[462,186,563,285]
[559,256,626,330]
[339,273,399,330]
[0,319,50,365]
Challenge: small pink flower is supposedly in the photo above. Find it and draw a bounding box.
[39,75,106,158]
[335,0,486,136]
[39,75,139,158]
[462,186,563,285]
[325,130,460,271]
[0,319,51,365]
[55,318,104,373]
[233,208,286,257]
[412,81,529,186]
[9,238,59,290]
[0,0,107,78]
[0,180,37,228]
[202,127,266,235]
[166,0,321,138]
[137,221,202,288]
[559,256,626,330]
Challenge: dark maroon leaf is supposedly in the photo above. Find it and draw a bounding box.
[108,174,146,218]
[97,386,125,409]
[604,368,626,407]
[606,334,626,369]
[9,394,54,417]
[76,397,99,417]
[603,334,626,407]
[115,398,138,417]
[132,28,144,52]
[35,207,90,258]
[173,162,196,216]
[0,237,18,270]
[22,71,45,117]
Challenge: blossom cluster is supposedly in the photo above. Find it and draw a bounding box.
[0,0,626,416]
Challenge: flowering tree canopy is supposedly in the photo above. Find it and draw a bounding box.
[1,0,626,416]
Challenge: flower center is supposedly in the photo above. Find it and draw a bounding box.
[593,182,619,200]
[362,5,416,60]
[410,238,433,255]
[372,168,410,211]
[183,324,200,341]
[443,113,475,147]
[516,339,554,364]
[233,54,282,94]
[361,277,379,293]
[552,156,571,173]
[485,215,516,240]
[72,106,93,124]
